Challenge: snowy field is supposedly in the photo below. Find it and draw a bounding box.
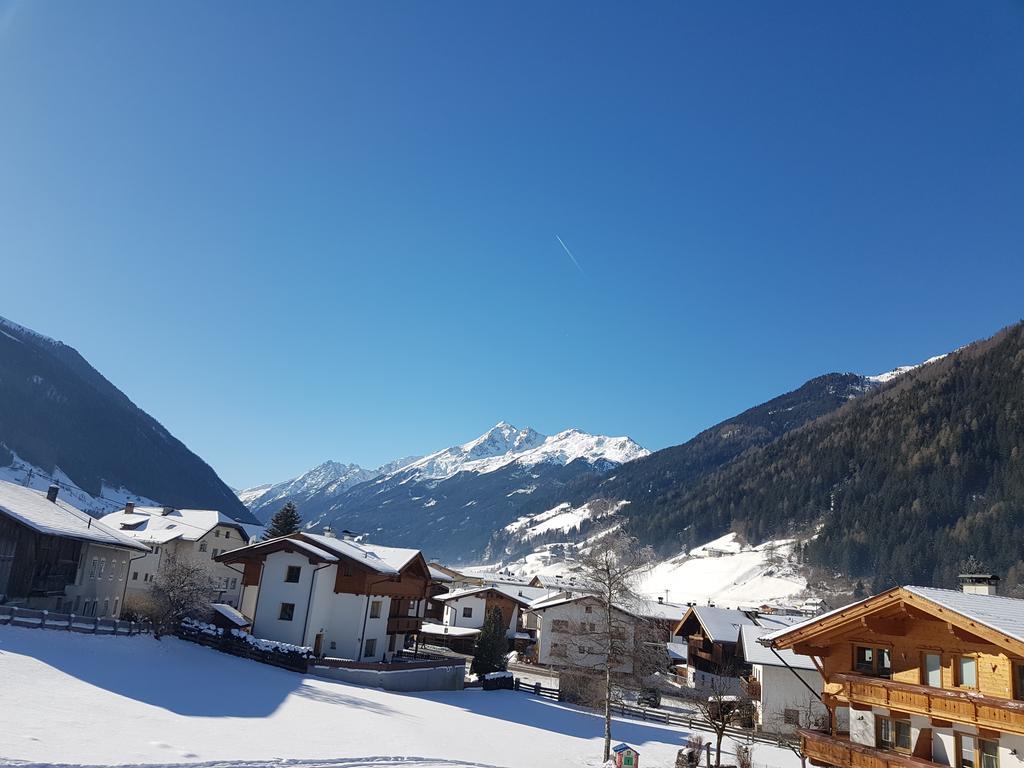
[0,626,801,768]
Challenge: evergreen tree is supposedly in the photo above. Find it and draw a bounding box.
[263,501,302,540]
[470,606,508,678]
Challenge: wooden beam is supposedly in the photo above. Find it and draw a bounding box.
[931,718,952,728]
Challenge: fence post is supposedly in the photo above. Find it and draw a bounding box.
[67,613,74,631]
[10,606,16,625]
[535,682,542,696]
[93,617,99,634]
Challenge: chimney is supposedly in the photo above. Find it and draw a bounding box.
[322,526,335,538]
[658,596,664,604]
[341,529,357,541]
[46,485,59,503]
[161,506,174,516]
[960,573,999,596]
[124,502,135,515]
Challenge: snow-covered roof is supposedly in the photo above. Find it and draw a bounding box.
[303,533,421,575]
[738,625,816,670]
[666,642,688,661]
[632,598,689,621]
[211,603,250,627]
[428,566,454,583]
[687,606,758,642]
[419,622,480,638]
[0,481,149,552]
[437,584,555,606]
[99,506,253,545]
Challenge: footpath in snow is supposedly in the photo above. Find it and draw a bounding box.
[0,626,801,768]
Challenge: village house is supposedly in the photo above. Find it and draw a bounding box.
[762,575,1024,768]
[527,593,640,673]
[99,503,261,608]
[737,623,826,734]
[0,481,149,618]
[215,531,432,660]
[672,604,800,690]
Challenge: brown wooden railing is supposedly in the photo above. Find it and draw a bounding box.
[800,729,944,768]
[386,616,422,634]
[833,673,1024,735]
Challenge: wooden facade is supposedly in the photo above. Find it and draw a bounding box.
[768,586,1024,768]
[0,511,83,602]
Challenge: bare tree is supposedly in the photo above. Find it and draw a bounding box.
[148,557,216,638]
[679,671,754,768]
[765,692,827,768]
[561,532,657,764]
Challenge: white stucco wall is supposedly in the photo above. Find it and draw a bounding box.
[535,600,635,673]
[251,551,321,647]
[63,543,138,618]
[443,595,488,629]
[753,664,826,733]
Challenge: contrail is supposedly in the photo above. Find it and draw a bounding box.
[555,235,584,274]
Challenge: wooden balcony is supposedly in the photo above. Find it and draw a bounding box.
[800,729,941,768]
[833,672,1024,735]
[387,616,422,634]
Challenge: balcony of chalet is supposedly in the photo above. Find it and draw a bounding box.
[800,729,945,768]
[387,616,421,634]
[833,672,1024,736]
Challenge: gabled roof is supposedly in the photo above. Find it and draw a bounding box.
[428,566,454,583]
[436,584,556,606]
[0,481,149,553]
[99,506,254,545]
[762,585,1024,658]
[680,605,758,643]
[215,532,424,577]
[738,625,816,670]
[527,592,639,619]
[612,743,638,754]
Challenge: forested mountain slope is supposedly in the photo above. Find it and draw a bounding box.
[0,316,255,522]
[634,323,1024,590]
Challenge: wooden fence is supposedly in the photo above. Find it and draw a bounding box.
[0,605,151,635]
[511,676,783,746]
[176,622,312,672]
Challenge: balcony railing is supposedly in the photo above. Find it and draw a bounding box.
[800,729,940,768]
[833,672,1024,735]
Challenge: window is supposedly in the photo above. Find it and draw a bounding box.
[980,739,999,768]
[369,600,382,619]
[285,565,301,583]
[102,599,109,617]
[578,645,587,655]
[783,709,800,726]
[154,546,160,554]
[279,603,295,621]
[1015,663,1024,701]
[855,645,891,677]
[120,561,126,580]
[923,653,942,687]
[584,605,593,614]
[97,559,106,579]
[957,656,978,688]
[230,578,237,590]
[959,734,976,768]
[364,638,377,658]
[199,541,208,552]
[462,606,473,619]
[132,571,138,581]
[329,641,336,650]
[215,530,221,537]
[341,562,353,577]
[89,558,98,578]
[225,530,231,539]
[113,598,120,616]
[877,716,911,752]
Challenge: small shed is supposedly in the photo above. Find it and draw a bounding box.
[612,743,639,768]
[210,603,251,632]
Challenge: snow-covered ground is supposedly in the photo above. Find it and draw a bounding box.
[0,626,801,768]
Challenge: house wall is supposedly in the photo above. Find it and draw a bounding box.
[535,600,635,674]
[63,543,138,618]
[251,550,322,647]
[443,595,488,629]
[753,664,826,733]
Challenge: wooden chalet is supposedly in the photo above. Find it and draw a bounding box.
[763,579,1024,768]
[215,531,432,660]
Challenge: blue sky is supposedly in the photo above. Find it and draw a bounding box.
[1,1,1022,488]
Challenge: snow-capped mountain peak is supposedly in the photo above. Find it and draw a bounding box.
[397,422,648,482]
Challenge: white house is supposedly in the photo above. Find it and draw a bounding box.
[99,504,262,608]
[436,583,556,637]
[0,481,150,618]
[216,531,432,660]
[527,593,639,673]
[737,623,826,734]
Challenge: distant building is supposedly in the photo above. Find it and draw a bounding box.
[99,504,262,608]
[0,481,149,618]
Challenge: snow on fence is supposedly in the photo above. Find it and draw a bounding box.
[177,618,313,672]
[0,605,151,635]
